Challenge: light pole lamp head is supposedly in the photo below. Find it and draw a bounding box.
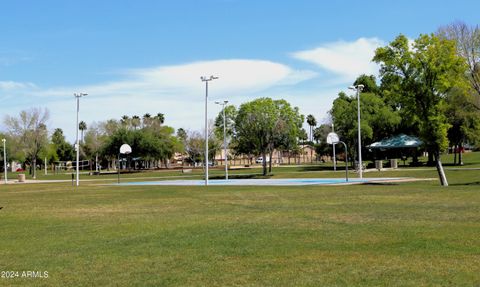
[2,138,5,143]
[223,100,228,104]
[74,92,88,98]
[201,75,219,82]
[348,84,364,91]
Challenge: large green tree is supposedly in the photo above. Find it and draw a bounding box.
[313,124,331,144]
[101,115,180,169]
[214,105,237,139]
[313,123,334,159]
[272,100,304,171]
[445,88,480,165]
[235,98,277,175]
[330,90,400,165]
[373,34,467,186]
[234,98,303,175]
[51,128,74,161]
[353,74,379,94]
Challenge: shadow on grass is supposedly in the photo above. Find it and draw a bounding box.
[450,181,480,186]
[443,163,478,167]
[299,166,339,172]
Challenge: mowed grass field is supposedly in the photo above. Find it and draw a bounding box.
[1,153,480,286]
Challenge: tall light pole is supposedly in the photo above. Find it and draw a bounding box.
[74,92,87,187]
[201,76,218,186]
[215,100,229,180]
[332,123,336,171]
[349,84,364,179]
[2,138,6,184]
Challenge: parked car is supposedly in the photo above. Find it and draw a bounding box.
[255,157,270,164]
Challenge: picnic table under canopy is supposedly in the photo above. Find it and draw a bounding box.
[367,134,423,164]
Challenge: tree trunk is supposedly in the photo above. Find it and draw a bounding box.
[458,142,464,166]
[427,150,435,166]
[32,158,36,179]
[434,152,448,186]
[262,152,267,176]
[268,151,273,173]
[302,146,304,164]
[95,153,98,172]
[453,145,457,165]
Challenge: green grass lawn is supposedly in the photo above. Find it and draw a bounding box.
[6,150,480,183]
[1,154,480,286]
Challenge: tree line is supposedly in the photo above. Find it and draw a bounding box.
[326,22,480,186]
[0,96,309,178]
[0,112,181,177]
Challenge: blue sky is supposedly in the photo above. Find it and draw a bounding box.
[1,0,479,141]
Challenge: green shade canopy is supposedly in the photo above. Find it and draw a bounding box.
[368,134,423,149]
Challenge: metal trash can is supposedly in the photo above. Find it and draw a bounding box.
[390,159,398,169]
[18,174,26,183]
[375,160,383,171]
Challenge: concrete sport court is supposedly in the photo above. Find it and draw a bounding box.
[117,177,418,186]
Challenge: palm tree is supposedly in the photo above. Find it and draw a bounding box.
[143,113,151,127]
[313,126,322,144]
[79,121,87,143]
[131,115,141,130]
[306,114,317,142]
[306,115,317,163]
[121,115,130,128]
[155,113,165,124]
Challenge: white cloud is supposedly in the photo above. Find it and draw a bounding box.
[292,38,384,82]
[0,59,317,141]
[106,59,316,96]
[35,59,316,99]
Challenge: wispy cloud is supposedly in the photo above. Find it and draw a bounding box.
[0,59,317,140]
[34,59,317,98]
[0,81,37,90]
[292,38,384,82]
